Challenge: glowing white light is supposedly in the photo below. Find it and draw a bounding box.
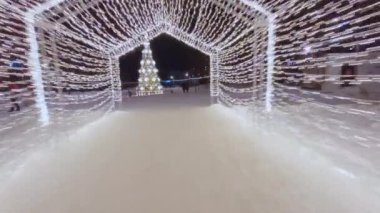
[304,46,312,54]
[1,0,378,133]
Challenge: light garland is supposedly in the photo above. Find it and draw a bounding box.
[0,0,378,132]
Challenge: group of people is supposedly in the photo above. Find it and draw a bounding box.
[180,76,203,93]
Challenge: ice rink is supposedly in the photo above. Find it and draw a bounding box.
[0,88,380,213]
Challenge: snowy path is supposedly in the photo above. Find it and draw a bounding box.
[0,90,380,212]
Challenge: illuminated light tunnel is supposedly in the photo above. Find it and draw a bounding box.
[0,0,379,212]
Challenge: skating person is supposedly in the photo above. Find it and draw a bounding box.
[181,82,186,93]
[8,56,23,112]
[192,77,200,92]
[8,75,20,112]
[8,97,20,112]
[184,80,190,93]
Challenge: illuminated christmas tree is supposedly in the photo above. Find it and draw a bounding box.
[137,42,163,96]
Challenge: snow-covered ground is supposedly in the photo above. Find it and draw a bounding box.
[0,86,380,212]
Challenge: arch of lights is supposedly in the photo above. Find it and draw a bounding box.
[0,0,379,137]
[1,0,278,127]
[108,22,221,106]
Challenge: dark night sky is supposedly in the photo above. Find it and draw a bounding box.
[119,34,210,84]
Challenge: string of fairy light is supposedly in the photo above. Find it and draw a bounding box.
[0,0,379,130]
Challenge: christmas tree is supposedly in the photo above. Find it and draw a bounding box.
[137,42,163,96]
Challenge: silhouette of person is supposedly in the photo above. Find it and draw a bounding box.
[8,56,22,112]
